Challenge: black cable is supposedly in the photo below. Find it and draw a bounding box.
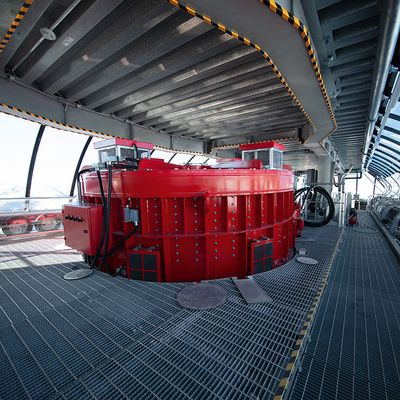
[76,168,95,202]
[294,185,334,227]
[90,170,108,270]
[98,164,114,275]
[103,224,139,259]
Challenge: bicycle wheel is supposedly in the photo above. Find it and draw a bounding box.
[294,186,334,227]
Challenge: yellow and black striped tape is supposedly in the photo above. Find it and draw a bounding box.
[273,226,344,400]
[0,0,34,53]
[168,0,337,142]
[258,0,337,142]
[1,103,219,158]
[0,103,114,138]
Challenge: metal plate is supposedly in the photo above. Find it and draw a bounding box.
[176,283,227,310]
[232,276,272,304]
[63,269,93,280]
[297,256,318,265]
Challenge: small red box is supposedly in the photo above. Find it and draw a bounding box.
[63,204,103,255]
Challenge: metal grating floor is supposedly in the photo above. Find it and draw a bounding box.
[291,212,400,400]
[0,223,343,399]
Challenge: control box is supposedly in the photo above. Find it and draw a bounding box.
[63,204,103,255]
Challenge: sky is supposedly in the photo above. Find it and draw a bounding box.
[0,112,99,196]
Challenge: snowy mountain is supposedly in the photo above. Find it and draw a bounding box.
[0,184,72,212]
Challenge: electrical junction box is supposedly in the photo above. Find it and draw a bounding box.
[63,204,103,256]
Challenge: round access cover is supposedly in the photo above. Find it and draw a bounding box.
[297,256,318,265]
[176,283,227,310]
[63,269,93,280]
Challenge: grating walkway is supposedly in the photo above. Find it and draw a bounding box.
[291,212,400,399]
[0,224,340,399]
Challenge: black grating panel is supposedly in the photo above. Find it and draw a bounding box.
[129,253,142,268]
[143,254,157,270]
[291,212,400,400]
[0,226,346,400]
[254,244,263,260]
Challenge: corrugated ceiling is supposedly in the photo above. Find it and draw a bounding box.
[0,0,399,175]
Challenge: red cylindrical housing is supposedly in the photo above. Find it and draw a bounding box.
[71,159,299,282]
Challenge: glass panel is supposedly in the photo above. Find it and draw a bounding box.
[0,114,38,210]
[188,155,208,164]
[80,136,103,168]
[151,149,174,162]
[205,158,218,165]
[30,127,92,210]
[243,151,255,160]
[170,153,192,165]
[257,150,270,167]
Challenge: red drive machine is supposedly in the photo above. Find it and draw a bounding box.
[63,139,303,282]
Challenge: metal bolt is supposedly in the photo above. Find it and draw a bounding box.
[232,225,235,228]
[233,247,235,250]
[214,249,217,252]
[233,254,235,257]
[196,258,199,262]
[176,252,179,255]
[194,213,197,216]
[175,229,178,232]
[214,212,217,215]
[214,227,217,230]
[213,204,216,207]
[175,221,178,224]
[155,221,158,224]
[194,204,197,208]
[176,259,179,262]
[248,216,250,219]
[176,244,179,247]
[195,220,197,223]
[196,251,198,254]
[155,205,158,208]
[195,243,198,246]
[156,229,159,232]
[215,257,218,260]
[232,240,235,243]
[174,205,177,208]
[214,219,217,222]
[214,242,217,245]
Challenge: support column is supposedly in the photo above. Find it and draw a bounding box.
[317,155,334,194]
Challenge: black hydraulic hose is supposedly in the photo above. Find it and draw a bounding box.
[76,168,94,202]
[294,185,334,227]
[99,164,114,275]
[103,224,139,259]
[90,170,108,270]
